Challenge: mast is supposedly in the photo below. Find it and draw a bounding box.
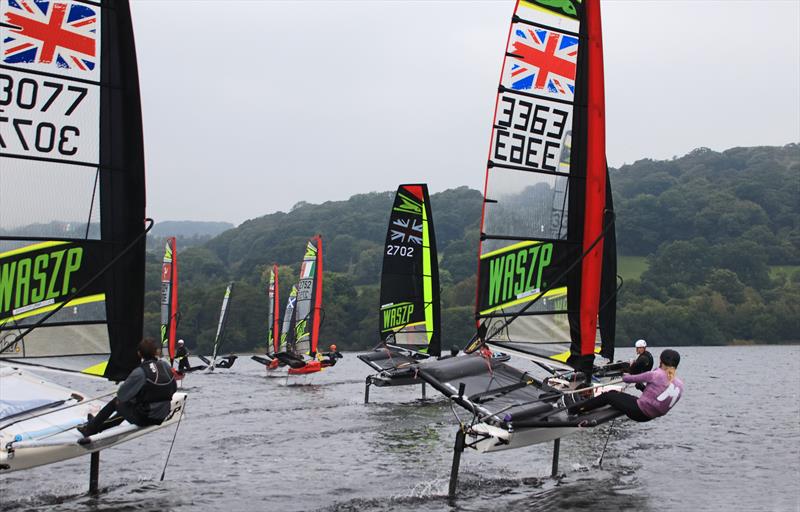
[268,264,280,355]
[160,237,178,362]
[379,185,441,356]
[0,0,147,381]
[472,0,616,375]
[310,235,322,356]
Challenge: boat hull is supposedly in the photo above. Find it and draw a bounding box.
[466,422,580,453]
[0,393,187,472]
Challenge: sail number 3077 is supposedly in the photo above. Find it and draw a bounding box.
[386,245,414,257]
[0,74,89,158]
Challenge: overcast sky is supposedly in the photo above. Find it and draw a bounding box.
[130,1,800,225]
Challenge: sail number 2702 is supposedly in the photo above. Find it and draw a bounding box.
[386,245,414,258]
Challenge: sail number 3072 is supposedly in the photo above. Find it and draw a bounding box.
[386,245,414,257]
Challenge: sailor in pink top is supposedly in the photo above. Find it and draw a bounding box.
[569,349,684,422]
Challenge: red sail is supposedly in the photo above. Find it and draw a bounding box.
[311,235,323,355]
[579,0,607,356]
[272,264,281,354]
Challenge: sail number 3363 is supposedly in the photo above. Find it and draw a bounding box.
[0,74,89,158]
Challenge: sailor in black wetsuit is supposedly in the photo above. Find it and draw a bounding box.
[175,339,191,373]
[215,355,238,368]
[320,344,343,367]
[78,337,176,440]
[626,339,654,392]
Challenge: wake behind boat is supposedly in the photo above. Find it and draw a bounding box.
[0,0,186,485]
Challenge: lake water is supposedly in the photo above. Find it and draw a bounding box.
[2,346,798,511]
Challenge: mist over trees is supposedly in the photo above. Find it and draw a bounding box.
[144,144,799,354]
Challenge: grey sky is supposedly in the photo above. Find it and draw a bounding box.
[130,1,800,225]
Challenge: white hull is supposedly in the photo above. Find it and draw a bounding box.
[1,393,187,472]
[466,422,580,453]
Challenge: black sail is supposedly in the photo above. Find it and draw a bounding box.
[378,184,440,357]
[0,0,147,381]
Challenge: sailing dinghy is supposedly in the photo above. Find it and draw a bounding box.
[161,237,179,368]
[274,235,336,377]
[0,0,186,482]
[251,265,283,372]
[359,184,441,402]
[160,238,204,380]
[202,282,237,371]
[413,0,627,496]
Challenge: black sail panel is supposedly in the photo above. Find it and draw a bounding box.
[101,0,146,380]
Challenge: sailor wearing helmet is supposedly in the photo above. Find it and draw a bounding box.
[626,339,654,391]
[320,344,343,367]
[175,339,191,373]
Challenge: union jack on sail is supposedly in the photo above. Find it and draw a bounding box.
[391,218,423,245]
[2,0,97,72]
[508,26,577,99]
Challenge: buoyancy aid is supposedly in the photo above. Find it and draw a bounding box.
[136,359,177,403]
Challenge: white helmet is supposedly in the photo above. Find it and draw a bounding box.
[635,339,647,348]
[178,339,185,345]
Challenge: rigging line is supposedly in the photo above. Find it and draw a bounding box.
[481,210,616,346]
[557,178,570,239]
[598,274,623,313]
[597,418,615,468]
[0,219,155,355]
[160,407,184,481]
[0,390,116,432]
[84,167,100,239]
